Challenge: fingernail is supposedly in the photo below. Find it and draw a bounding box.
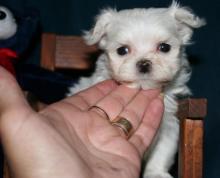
[159,92,164,99]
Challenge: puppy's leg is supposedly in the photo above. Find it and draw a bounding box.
[67,75,99,96]
[67,55,110,96]
[143,100,179,178]
[67,67,111,96]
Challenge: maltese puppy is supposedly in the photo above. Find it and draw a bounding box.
[68,2,205,178]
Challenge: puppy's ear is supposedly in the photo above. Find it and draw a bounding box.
[83,8,116,46]
[169,1,206,44]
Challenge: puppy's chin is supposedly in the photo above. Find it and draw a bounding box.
[118,80,164,90]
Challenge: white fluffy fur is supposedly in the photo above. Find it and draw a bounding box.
[68,2,205,178]
[0,6,17,40]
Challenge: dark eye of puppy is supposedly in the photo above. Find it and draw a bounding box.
[0,11,6,20]
[117,46,130,56]
[158,43,171,53]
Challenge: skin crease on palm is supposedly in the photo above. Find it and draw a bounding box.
[0,67,164,178]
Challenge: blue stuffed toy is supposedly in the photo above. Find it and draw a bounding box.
[0,6,18,75]
[0,5,77,104]
[0,5,39,75]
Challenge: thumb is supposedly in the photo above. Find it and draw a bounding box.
[0,66,31,117]
[0,67,34,162]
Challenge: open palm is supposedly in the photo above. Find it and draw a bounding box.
[0,67,164,178]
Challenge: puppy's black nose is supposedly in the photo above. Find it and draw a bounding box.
[136,59,152,74]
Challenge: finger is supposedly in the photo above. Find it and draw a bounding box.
[0,67,33,139]
[129,95,164,156]
[113,89,160,138]
[88,84,139,120]
[62,80,118,110]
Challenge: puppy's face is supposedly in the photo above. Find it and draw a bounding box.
[102,14,182,88]
[84,3,205,89]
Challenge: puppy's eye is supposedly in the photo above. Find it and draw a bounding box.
[0,11,6,20]
[117,46,130,56]
[157,43,171,53]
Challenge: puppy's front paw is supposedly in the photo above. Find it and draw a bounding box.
[144,171,173,178]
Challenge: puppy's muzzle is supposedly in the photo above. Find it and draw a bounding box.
[136,59,152,74]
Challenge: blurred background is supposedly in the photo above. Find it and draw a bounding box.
[0,0,219,178]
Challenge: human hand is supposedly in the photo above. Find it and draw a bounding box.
[0,67,164,178]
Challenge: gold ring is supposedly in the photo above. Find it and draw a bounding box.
[89,105,110,120]
[111,117,133,138]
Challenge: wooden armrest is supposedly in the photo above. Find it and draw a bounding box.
[177,98,207,119]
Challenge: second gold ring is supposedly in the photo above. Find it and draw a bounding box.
[111,117,133,138]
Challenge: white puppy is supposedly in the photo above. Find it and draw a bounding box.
[68,2,205,178]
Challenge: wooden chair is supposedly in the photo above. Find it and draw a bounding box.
[3,33,207,178]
